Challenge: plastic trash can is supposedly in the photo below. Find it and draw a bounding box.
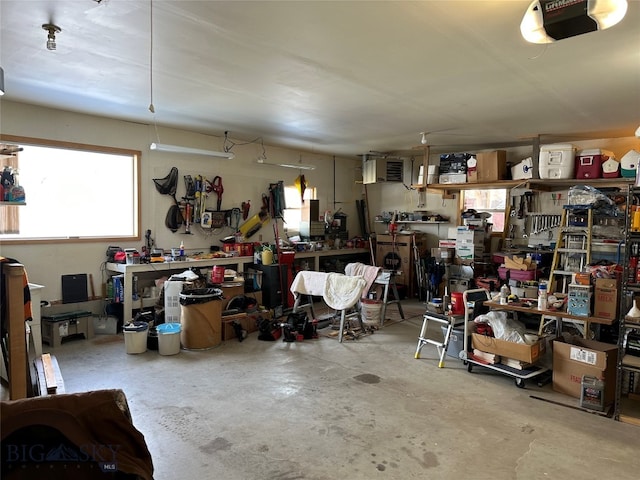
[179,288,223,350]
[157,322,182,355]
[123,321,149,354]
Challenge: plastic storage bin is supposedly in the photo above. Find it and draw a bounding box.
[157,322,181,355]
[123,321,149,354]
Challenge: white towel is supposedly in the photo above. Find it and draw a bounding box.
[290,271,329,297]
[323,273,366,310]
[345,262,381,297]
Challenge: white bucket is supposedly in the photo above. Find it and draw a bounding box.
[157,322,181,356]
[361,299,382,325]
[123,322,149,354]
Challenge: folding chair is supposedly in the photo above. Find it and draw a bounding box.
[322,273,367,343]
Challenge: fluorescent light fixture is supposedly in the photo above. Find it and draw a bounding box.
[256,159,315,170]
[150,142,235,159]
[521,0,628,44]
[0,67,4,95]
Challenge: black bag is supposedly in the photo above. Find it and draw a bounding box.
[285,311,316,340]
[257,315,279,341]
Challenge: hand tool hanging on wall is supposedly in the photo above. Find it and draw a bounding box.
[510,195,517,217]
[230,207,241,232]
[517,194,525,219]
[294,174,307,204]
[239,194,271,239]
[183,202,193,234]
[241,200,251,220]
[193,175,202,222]
[212,176,224,211]
[267,181,286,219]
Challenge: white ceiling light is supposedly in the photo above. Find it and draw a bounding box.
[520,0,628,44]
[42,23,61,51]
[419,132,428,145]
[256,159,316,170]
[150,143,235,159]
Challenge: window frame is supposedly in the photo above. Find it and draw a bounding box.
[0,134,142,245]
[460,188,508,235]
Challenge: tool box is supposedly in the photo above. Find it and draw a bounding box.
[42,310,94,347]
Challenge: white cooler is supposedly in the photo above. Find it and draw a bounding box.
[539,143,575,179]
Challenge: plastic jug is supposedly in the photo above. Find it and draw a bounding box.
[261,247,273,265]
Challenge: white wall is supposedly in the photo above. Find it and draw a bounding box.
[0,101,361,303]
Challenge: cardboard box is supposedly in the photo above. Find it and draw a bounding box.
[476,150,507,182]
[456,228,485,245]
[472,333,545,364]
[510,285,538,299]
[438,239,457,248]
[221,312,260,340]
[220,283,245,310]
[438,173,467,184]
[552,336,618,406]
[431,247,455,264]
[455,244,484,262]
[593,278,619,320]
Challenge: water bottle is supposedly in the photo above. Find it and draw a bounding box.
[537,282,548,310]
[499,284,509,305]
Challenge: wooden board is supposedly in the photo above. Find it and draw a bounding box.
[34,354,65,396]
[42,353,58,393]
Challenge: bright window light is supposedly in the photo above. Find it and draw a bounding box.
[1,140,140,241]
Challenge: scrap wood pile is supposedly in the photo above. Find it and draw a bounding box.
[503,255,536,271]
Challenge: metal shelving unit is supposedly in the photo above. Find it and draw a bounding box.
[615,185,640,425]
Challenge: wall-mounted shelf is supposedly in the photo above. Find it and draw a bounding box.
[375,220,448,225]
[423,178,634,195]
[0,201,26,206]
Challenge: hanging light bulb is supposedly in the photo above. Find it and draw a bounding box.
[42,23,61,51]
[420,132,428,145]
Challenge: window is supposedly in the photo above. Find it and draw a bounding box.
[0,136,140,242]
[283,185,316,233]
[462,189,507,233]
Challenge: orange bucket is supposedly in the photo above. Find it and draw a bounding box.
[450,292,464,315]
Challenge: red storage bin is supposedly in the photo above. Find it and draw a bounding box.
[498,267,540,281]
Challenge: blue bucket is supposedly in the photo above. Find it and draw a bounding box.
[157,322,181,334]
[156,323,181,355]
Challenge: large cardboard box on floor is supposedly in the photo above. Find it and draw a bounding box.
[593,277,619,321]
[472,333,545,364]
[221,312,260,340]
[476,150,507,182]
[552,336,618,406]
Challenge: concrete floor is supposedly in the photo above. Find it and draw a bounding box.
[5,300,640,479]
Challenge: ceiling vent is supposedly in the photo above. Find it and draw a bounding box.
[362,157,404,184]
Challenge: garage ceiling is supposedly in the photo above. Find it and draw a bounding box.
[1,0,639,156]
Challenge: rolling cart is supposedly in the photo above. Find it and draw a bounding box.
[459,289,550,389]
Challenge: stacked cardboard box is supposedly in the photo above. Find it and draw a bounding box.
[455,227,485,264]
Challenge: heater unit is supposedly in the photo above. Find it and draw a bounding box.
[362,158,404,184]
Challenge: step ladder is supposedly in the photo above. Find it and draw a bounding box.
[414,311,463,368]
[548,205,593,294]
